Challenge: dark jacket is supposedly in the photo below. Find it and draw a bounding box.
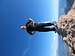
[26,20,35,35]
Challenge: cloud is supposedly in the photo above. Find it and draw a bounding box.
[22,47,30,56]
[51,33,59,56]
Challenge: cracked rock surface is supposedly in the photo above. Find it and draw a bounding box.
[57,0,75,56]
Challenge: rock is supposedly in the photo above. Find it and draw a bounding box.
[57,0,75,56]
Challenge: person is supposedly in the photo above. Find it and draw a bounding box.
[20,18,57,35]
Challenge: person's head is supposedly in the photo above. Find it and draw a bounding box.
[20,25,27,29]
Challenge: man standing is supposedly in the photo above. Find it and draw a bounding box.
[20,18,57,35]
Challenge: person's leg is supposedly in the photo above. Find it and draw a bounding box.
[37,27,56,32]
[37,22,54,27]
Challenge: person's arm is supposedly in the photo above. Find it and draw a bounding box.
[27,30,35,35]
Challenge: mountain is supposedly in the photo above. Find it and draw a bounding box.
[58,0,75,56]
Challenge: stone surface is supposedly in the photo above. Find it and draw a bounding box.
[57,0,75,56]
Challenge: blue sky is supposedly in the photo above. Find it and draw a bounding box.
[0,0,59,56]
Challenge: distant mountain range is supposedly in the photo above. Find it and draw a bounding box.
[65,0,74,14]
[59,0,74,16]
